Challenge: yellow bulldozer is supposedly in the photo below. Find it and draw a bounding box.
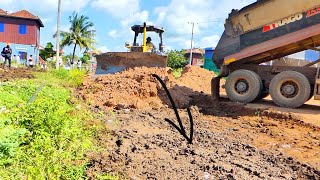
[95,23,167,74]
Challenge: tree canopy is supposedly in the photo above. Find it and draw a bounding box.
[54,12,95,64]
[167,50,188,69]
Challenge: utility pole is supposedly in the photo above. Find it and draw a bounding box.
[188,22,195,65]
[56,0,61,69]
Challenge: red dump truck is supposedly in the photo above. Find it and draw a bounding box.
[212,0,320,108]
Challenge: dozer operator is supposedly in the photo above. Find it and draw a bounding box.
[95,23,167,75]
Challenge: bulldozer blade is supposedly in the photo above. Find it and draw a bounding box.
[95,52,167,75]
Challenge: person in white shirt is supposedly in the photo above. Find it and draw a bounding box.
[16,54,21,65]
[28,55,34,68]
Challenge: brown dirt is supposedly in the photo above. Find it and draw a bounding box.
[0,68,34,82]
[81,66,320,179]
[79,66,221,110]
[85,105,320,179]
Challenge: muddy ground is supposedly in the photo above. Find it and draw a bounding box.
[82,66,320,179]
[85,99,320,179]
[0,68,34,82]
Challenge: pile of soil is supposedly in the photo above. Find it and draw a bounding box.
[164,66,225,108]
[0,68,34,82]
[173,65,219,94]
[79,66,218,110]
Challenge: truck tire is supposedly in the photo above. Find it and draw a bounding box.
[270,71,311,108]
[225,70,262,103]
[256,92,269,101]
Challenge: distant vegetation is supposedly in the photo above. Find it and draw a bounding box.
[39,42,56,60]
[167,50,188,69]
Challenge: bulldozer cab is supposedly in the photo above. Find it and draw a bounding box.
[95,23,167,75]
[130,23,165,53]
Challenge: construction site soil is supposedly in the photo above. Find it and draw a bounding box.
[81,66,320,179]
[0,68,34,81]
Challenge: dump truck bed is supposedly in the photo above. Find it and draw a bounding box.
[213,0,320,68]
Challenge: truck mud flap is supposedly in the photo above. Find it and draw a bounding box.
[211,76,221,100]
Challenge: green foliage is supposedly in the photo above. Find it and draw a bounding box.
[167,50,188,69]
[97,173,119,180]
[0,70,118,179]
[81,53,90,64]
[54,12,96,64]
[49,68,86,87]
[172,68,183,79]
[39,42,56,60]
[63,54,79,63]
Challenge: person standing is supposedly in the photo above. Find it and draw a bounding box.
[77,60,82,70]
[39,56,47,70]
[28,55,34,68]
[16,54,21,66]
[1,42,12,69]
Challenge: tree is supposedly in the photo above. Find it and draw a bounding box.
[167,50,188,69]
[63,54,79,62]
[39,42,56,60]
[80,53,90,64]
[54,12,95,64]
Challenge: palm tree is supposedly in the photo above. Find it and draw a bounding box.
[54,12,95,65]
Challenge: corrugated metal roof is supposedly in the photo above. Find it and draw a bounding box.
[9,10,39,20]
[185,48,205,54]
[0,9,7,15]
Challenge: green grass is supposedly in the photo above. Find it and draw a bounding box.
[0,69,117,179]
[172,68,183,79]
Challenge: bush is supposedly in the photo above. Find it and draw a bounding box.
[167,50,188,69]
[0,74,92,179]
[52,68,86,87]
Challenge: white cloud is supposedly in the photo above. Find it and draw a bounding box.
[91,0,140,19]
[0,0,90,14]
[97,46,110,53]
[108,30,118,39]
[120,10,149,27]
[154,0,256,49]
[196,35,220,48]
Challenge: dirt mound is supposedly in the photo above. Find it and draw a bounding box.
[79,66,218,110]
[177,65,217,94]
[0,68,34,82]
[80,67,169,110]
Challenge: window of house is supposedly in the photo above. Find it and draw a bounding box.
[0,23,4,32]
[19,25,27,35]
[19,51,27,60]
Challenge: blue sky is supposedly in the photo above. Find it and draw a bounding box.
[0,0,256,56]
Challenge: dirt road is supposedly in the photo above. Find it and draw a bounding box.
[245,96,320,127]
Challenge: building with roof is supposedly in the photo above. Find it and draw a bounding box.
[0,9,44,63]
[184,48,205,66]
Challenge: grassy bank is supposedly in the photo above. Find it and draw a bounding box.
[0,69,116,179]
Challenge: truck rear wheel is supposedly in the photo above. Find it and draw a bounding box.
[225,70,262,103]
[270,71,310,108]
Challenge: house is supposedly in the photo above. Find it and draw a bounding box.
[0,9,44,63]
[184,48,205,66]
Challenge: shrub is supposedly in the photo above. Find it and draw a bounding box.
[167,50,188,69]
[0,76,92,179]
